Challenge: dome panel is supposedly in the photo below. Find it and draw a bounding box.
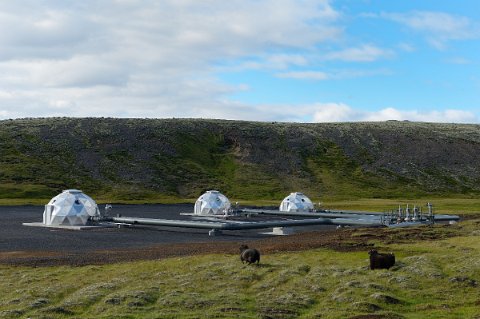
[194,190,231,216]
[43,190,100,226]
[279,192,315,213]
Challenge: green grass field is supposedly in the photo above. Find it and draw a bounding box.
[1,215,480,318]
[0,195,478,319]
[2,117,480,317]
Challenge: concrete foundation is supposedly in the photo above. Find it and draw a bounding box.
[262,227,295,235]
[22,222,113,231]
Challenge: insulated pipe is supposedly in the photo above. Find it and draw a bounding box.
[109,216,383,230]
[109,217,227,229]
[430,214,460,221]
[245,209,380,219]
[242,209,460,222]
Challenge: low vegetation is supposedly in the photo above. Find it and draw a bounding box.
[1,118,479,318]
[1,219,480,318]
[1,118,480,204]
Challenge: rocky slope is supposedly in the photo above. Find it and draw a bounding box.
[1,118,479,201]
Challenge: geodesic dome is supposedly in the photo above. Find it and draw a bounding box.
[279,192,315,213]
[194,190,231,216]
[43,189,100,226]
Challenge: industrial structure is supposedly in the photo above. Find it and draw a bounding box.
[194,190,231,216]
[279,192,314,213]
[42,189,100,226]
[25,189,460,236]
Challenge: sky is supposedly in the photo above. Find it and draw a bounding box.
[0,0,479,123]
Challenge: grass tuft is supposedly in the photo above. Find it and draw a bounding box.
[2,220,480,318]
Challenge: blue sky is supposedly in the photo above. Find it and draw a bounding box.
[0,0,479,122]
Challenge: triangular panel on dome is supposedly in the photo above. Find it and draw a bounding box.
[43,189,100,226]
[279,192,315,213]
[194,190,231,216]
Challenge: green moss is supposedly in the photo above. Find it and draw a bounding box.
[302,142,425,200]
[0,183,56,199]
[1,118,480,203]
[2,221,480,318]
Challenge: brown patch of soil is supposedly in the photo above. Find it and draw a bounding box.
[0,224,461,267]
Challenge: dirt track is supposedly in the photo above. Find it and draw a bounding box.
[0,204,341,266]
[0,204,463,267]
[0,228,374,267]
[1,224,460,267]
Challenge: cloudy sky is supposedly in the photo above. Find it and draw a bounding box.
[0,0,479,123]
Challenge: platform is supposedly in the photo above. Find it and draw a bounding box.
[22,222,113,230]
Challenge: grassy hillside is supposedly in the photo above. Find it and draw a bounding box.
[1,118,480,204]
[1,220,479,319]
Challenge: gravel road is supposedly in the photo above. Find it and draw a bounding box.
[0,204,345,266]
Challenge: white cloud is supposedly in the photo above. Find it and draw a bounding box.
[323,44,394,62]
[220,54,309,72]
[363,108,477,123]
[311,104,478,123]
[313,103,356,122]
[275,68,392,81]
[333,68,393,79]
[382,11,480,49]
[441,110,478,123]
[0,2,477,124]
[0,0,343,120]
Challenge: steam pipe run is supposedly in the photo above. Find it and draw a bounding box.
[243,209,380,219]
[108,216,384,230]
[243,209,460,222]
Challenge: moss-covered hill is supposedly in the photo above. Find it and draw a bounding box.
[1,118,479,202]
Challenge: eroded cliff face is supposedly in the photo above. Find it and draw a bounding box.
[1,118,479,200]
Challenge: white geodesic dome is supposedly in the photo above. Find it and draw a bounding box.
[279,192,315,213]
[194,190,231,216]
[43,189,100,226]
